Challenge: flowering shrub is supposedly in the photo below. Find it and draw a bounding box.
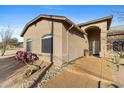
[15,51,39,64]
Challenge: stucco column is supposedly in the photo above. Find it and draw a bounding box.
[100,30,107,57]
[84,34,89,49]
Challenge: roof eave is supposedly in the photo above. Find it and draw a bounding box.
[78,16,113,29]
[20,15,66,37]
[21,15,86,37]
[65,18,87,35]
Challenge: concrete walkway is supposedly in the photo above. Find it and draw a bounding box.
[43,57,118,88]
[43,70,99,88]
[66,57,115,82]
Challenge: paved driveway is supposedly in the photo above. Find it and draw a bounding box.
[0,56,24,87]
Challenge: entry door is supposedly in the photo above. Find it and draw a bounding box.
[89,40,100,55]
[95,40,100,54]
[93,40,95,54]
[89,41,93,54]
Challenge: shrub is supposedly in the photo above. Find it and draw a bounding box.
[15,51,39,64]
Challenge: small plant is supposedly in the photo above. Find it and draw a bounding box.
[114,53,120,71]
[15,51,40,77]
[15,51,39,65]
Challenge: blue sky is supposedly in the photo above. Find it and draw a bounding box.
[0,5,124,42]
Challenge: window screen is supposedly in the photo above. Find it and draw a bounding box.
[42,35,52,53]
[26,39,32,52]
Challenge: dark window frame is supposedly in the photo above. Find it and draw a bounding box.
[41,34,53,53]
[113,39,124,52]
[26,39,32,52]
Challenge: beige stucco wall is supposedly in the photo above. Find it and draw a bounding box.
[23,19,52,54]
[52,21,63,66]
[68,29,85,61]
[61,23,68,64]
[80,21,108,57]
[23,19,85,66]
[23,19,63,64]
[62,23,85,64]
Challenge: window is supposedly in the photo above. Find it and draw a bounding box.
[42,34,52,53]
[113,40,124,52]
[26,39,32,52]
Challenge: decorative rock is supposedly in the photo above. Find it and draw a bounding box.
[25,69,32,77]
[42,80,47,84]
[37,65,63,87]
[37,83,42,88]
[46,70,49,74]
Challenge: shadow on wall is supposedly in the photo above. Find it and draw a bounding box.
[70,28,85,39]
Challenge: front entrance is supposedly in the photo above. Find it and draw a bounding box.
[86,26,101,55]
[89,40,100,55]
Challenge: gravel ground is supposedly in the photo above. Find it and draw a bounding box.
[37,65,62,88]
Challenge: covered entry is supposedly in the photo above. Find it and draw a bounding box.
[78,16,112,57]
[86,26,101,55]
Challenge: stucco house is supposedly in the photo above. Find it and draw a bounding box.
[21,14,112,66]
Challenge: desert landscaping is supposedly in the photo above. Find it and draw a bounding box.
[0,48,124,88]
[1,5,124,88]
